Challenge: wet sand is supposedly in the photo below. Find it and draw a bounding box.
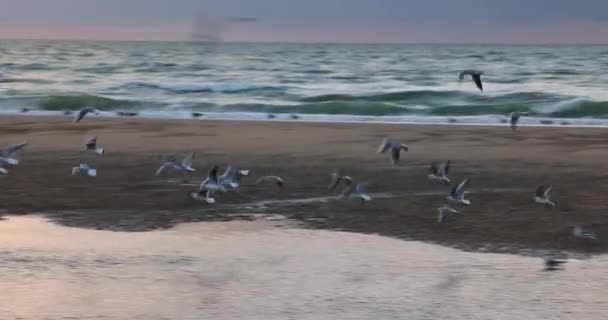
[1,216,607,320]
[0,115,607,255]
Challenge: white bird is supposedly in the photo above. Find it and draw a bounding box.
[378,138,409,164]
[328,170,353,192]
[73,106,100,123]
[459,70,484,91]
[255,176,284,188]
[573,224,597,241]
[447,178,471,206]
[509,112,529,131]
[534,185,555,207]
[428,161,451,185]
[71,163,97,177]
[83,136,104,155]
[219,166,250,189]
[340,182,372,204]
[191,165,226,203]
[155,152,196,176]
[437,205,460,224]
[0,141,27,166]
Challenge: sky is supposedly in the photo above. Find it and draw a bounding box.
[0,0,608,43]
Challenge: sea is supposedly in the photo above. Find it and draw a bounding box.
[1,40,608,125]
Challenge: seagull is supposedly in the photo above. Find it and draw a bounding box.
[73,106,100,123]
[71,163,97,177]
[509,112,529,131]
[155,152,196,176]
[191,165,226,204]
[256,176,284,188]
[437,205,460,224]
[534,185,555,207]
[83,136,104,155]
[428,161,451,185]
[459,70,484,91]
[573,224,597,241]
[0,141,27,165]
[544,258,567,271]
[219,166,250,189]
[378,138,409,165]
[328,170,353,192]
[447,178,471,206]
[340,182,372,204]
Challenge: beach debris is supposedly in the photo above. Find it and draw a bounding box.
[191,165,226,203]
[267,114,276,119]
[289,114,300,120]
[83,136,104,156]
[544,257,567,271]
[63,110,73,115]
[71,163,97,177]
[458,70,484,91]
[0,141,27,166]
[328,170,353,192]
[219,166,250,189]
[116,111,138,117]
[428,160,451,185]
[447,178,471,206]
[534,184,555,207]
[155,152,196,176]
[340,182,372,205]
[573,224,597,241]
[377,138,409,165]
[256,176,285,188]
[437,205,460,224]
[509,111,529,131]
[20,107,30,113]
[191,112,204,118]
[74,106,100,123]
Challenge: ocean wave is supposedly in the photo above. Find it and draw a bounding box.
[38,95,139,111]
[124,81,287,94]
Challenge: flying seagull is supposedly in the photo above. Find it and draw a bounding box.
[73,106,100,123]
[378,138,409,165]
[573,224,597,241]
[459,70,484,91]
[155,152,196,176]
[83,136,104,156]
[534,185,555,207]
[544,258,567,271]
[509,112,529,131]
[0,141,27,166]
[219,166,250,189]
[256,176,285,188]
[191,165,227,204]
[328,170,353,192]
[437,205,460,224]
[71,163,97,177]
[447,178,471,206]
[428,161,451,185]
[340,182,372,204]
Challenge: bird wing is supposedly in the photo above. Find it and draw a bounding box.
[181,152,196,167]
[455,178,470,197]
[443,160,451,175]
[86,136,97,146]
[391,148,400,164]
[535,185,547,197]
[400,144,409,151]
[155,162,171,176]
[208,165,219,182]
[430,162,440,175]
[377,138,391,153]
[328,172,341,191]
[472,74,483,91]
[355,183,369,195]
[3,142,27,156]
[544,185,552,197]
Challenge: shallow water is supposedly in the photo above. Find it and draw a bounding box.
[0,216,606,319]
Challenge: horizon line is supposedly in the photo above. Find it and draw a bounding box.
[1,37,608,46]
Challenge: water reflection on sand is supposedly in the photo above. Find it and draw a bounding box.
[0,216,606,320]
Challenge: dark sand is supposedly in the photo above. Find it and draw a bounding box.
[0,115,607,255]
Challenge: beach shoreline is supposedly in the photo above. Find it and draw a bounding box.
[0,114,607,256]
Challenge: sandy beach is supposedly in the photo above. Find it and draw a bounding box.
[0,114,607,255]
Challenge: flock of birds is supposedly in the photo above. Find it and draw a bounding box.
[0,71,598,271]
